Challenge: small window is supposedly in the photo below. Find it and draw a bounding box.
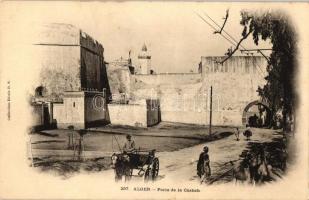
[35,86,47,97]
[73,102,75,107]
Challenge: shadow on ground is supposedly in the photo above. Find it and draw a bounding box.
[206,131,290,185]
[30,129,234,179]
[34,157,110,179]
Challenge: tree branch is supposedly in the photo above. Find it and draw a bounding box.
[257,50,270,63]
[214,9,229,34]
[216,28,253,65]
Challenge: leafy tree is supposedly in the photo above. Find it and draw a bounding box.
[238,10,297,130]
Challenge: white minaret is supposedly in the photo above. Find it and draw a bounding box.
[137,43,151,74]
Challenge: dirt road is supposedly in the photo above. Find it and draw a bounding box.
[157,128,281,184]
[99,128,282,184]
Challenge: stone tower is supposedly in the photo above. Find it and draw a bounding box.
[137,43,151,74]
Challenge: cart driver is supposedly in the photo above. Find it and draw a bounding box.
[123,134,136,153]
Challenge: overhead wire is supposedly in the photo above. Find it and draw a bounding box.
[202,11,246,51]
[195,12,238,47]
[202,11,267,78]
[197,10,267,79]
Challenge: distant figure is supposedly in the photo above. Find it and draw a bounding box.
[75,129,87,160]
[197,146,211,183]
[243,128,253,140]
[123,134,136,153]
[235,128,240,141]
[248,114,259,127]
[67,125,75,150]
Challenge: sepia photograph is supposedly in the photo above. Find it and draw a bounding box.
[0,1,308,200]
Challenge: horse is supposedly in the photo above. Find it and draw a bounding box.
[231,160,251,185]
[111,153,132,182]
[232,150,272,185]
[232,152,260,185]
[255,149,272,184]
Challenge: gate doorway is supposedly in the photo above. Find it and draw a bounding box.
[242,100,271,127]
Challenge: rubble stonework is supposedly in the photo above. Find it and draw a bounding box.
[31,24,109,129]
[33,23,107,100]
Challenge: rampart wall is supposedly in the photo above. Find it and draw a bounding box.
[129,56,267,126]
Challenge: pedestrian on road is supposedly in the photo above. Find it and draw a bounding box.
[243,128,253,141]
[235,128,240,141]
[197,146,211,183]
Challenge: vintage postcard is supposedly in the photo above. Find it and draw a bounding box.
[0,1,308,200]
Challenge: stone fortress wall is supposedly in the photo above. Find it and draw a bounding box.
[30,24,268,129]
[31,23,109,129]
[129,56,267,126]
[33,23,106,100]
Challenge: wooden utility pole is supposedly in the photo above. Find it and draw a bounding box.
[209,86,213,137]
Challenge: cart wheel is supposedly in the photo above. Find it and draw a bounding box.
[151,157,159,180]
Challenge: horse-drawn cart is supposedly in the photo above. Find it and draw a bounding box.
[111,149,159,182]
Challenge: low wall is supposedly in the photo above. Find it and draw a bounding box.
[53,102,85,129]
[161,111,206,125]
[31,103,55,130]
[53,103,64,123]
[108,104,147,127]
[53,91,108,129]
[52,92,85,129]
[32,104,44,127]
[85,92,108,127]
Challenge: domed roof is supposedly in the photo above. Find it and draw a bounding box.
[142,43,147,51]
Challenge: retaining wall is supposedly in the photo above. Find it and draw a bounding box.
[108,104,147,127]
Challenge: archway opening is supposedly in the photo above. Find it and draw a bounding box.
[242,101,271,128]
[35,86,47,98]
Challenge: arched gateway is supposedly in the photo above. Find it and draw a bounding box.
[242,100,271,127]
[198,56,269,126]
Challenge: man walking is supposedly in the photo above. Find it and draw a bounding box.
[197,146,211,183]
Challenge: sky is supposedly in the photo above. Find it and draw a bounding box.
[1,2,272,73]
